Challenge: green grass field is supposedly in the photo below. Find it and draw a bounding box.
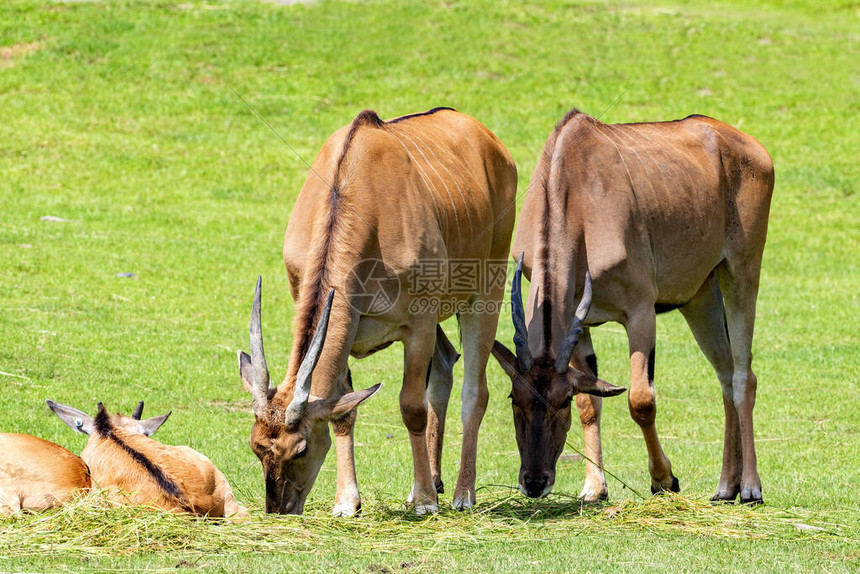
[1,0,858,571]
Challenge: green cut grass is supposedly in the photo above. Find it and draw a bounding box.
[1,491,856,571]
[1,0,858,571]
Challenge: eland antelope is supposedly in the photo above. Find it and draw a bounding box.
[48,400,247,517]
[237,107,517,515]
[1,400,164,515]
[492,109,774,504]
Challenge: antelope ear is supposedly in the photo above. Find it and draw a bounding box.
[310,384,383,421]
[238,350,277,401]
[238,350,255,392]
[491,341,520,380]
[138,411,172,436]
[46,399,95,435]
[567,369,626,397]
[434,326,461,372]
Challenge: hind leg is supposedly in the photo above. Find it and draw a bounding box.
[717,259,764,504]
[680,274,741,502]
[426,325,460,495]
[713,147,772,504]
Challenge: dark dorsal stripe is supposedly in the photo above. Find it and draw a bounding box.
[337,110,383,169]
[292,110,384,368]
[538,136,558,351]
[540,107,586,350]
[294,106,451,369]
[387,106,455,124]
[554,107,582,133]
[93,408,186,502]
[333,110,383,188]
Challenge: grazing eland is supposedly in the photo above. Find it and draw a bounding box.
[492,109,774,504]
[238,107,516,515]
[48,400,247,517]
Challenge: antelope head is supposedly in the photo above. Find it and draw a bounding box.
[491,254,627,499]
[47,399,171,437]
[238,278,380,515]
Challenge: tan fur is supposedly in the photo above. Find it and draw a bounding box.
[82,420,246,518]
[0,434,90,515]
[47,401,247,518]
[244,108,517,514]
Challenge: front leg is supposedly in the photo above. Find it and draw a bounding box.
[626,308,678,494]
[331,409,361,517]
[572,329,608,502]
[401,326,439,514]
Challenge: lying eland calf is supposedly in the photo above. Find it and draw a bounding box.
[48,399,247,517]
[1,400,163,515]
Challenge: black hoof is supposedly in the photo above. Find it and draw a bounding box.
[739,495,763,506]
[710,488,739,504]
[651,475,680,495]
[710,495,736,505]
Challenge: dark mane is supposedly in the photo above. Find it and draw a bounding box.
[536,107,588,351]
[539,179,553,351]
[554,107,583,133]
[335,110,384,180]
[290,110,384,373]
[94,407,187,504]
[387,106,455,124]
[616,114,712,127]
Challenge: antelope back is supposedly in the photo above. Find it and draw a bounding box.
[48,400,242,517]
[47,399,244,517]
[0,433,90,514]
[83,412,242,517]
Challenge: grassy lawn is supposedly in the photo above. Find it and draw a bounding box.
[1,0,858,571]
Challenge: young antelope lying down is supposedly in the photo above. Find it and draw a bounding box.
[48,400,247,518]
[1,400,161,515]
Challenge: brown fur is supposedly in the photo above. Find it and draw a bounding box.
[498,109,774,503]
[289,111,389,373]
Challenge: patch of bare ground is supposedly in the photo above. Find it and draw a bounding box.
[0,41,42,68]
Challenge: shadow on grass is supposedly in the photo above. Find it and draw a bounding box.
[371,485,614,523]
